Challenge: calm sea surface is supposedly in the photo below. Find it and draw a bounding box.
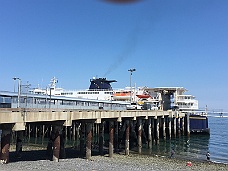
[134,116,228,164]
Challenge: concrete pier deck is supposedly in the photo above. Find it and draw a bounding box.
[0,108,187,164]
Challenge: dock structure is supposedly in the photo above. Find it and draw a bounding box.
[0,108,188,164]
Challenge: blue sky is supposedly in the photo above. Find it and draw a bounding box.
[0,0,227,111]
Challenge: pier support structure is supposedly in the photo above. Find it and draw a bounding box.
[125,120,130,155]
[86,123,92,160]
[114,121,119,153]
[148,117,152,150]
[186,113,190,136]
[16,130,23,158]
[109,121,114,157]
[182,117,185,135]
[0,128,11,164]
[173,117,177,138]
[80,122,85,157]
[99,121,104,156]
[138,118,142,154]
[52,125,61,162]
[155,117,159,143]
[162,117,166,140]
[168,116,172,139]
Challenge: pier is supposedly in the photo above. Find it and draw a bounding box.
[0,108,189,164]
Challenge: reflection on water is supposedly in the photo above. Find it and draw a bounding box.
[131,135,210,162]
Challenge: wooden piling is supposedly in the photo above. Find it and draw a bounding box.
[16,131,23,158]
[125,120,130,155]
[138,119,142,154]
[99,122,104,156]
[109,121,114,157]
[86,123,92,160]
[60,131,66,159]
[114,121,119,153]
[186,113,190,137]
[182,117,185,135]
[178,117,181,136]
[148,118,152,149]
[73,122,76,143]
[162,117,166,140]
[80,122,85,157]
[52,126,60,162]
[0,129,11,164]
[173,117,177,138]
[168,116,172,139]
[156,117,159,142]
[42,125,45,145]
[151,117,155,143]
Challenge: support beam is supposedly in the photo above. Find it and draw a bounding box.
[86,123,92,160]
[16,131,23,158]
[162,117,166,140]
[155,118,159,142]
[169,117,172,139]
[99,122,104,156]
[151,117,155,143]
[109,121,114,157]
[148,118,152,149]
[75,122,80,149]
[182,117,185,135]
[80,122,85,157]
[73,122,76,143]
[28,124,31,143]
[114,121,119,153]
[173,117,177,138]
[65,125,68,144]
[186,113,190,137]
[42,125,45,145]
[178,117,181,136]
[52,126,61,162]
[60,131,66,159]
[125,120,130,155]
[0,129,11,164]
[138,118,142,154]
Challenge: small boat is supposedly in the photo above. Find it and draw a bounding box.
[136,94,151,99]
[113,91,131,101]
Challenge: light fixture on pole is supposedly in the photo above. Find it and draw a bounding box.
[128,68,136,103]
[12,77,21,108]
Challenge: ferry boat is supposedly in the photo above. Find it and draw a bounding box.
[31,77,116,101]
[31,77,150,103]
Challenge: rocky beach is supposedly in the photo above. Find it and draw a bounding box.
[1,145,227,171]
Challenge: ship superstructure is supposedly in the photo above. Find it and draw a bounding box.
[30,77,116,101]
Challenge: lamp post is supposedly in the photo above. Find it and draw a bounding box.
[128,68,136,104]
[12,77,21,108]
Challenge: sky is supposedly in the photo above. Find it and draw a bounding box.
[0,0,227,111]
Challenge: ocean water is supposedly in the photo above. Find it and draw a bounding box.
[134,116,228,164]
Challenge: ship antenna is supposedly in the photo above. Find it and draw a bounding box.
[205,105,208,116]
[50,77,58,89]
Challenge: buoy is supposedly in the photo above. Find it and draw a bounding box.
[186,161,192,166]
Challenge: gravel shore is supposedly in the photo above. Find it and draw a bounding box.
[1,145,227,171]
